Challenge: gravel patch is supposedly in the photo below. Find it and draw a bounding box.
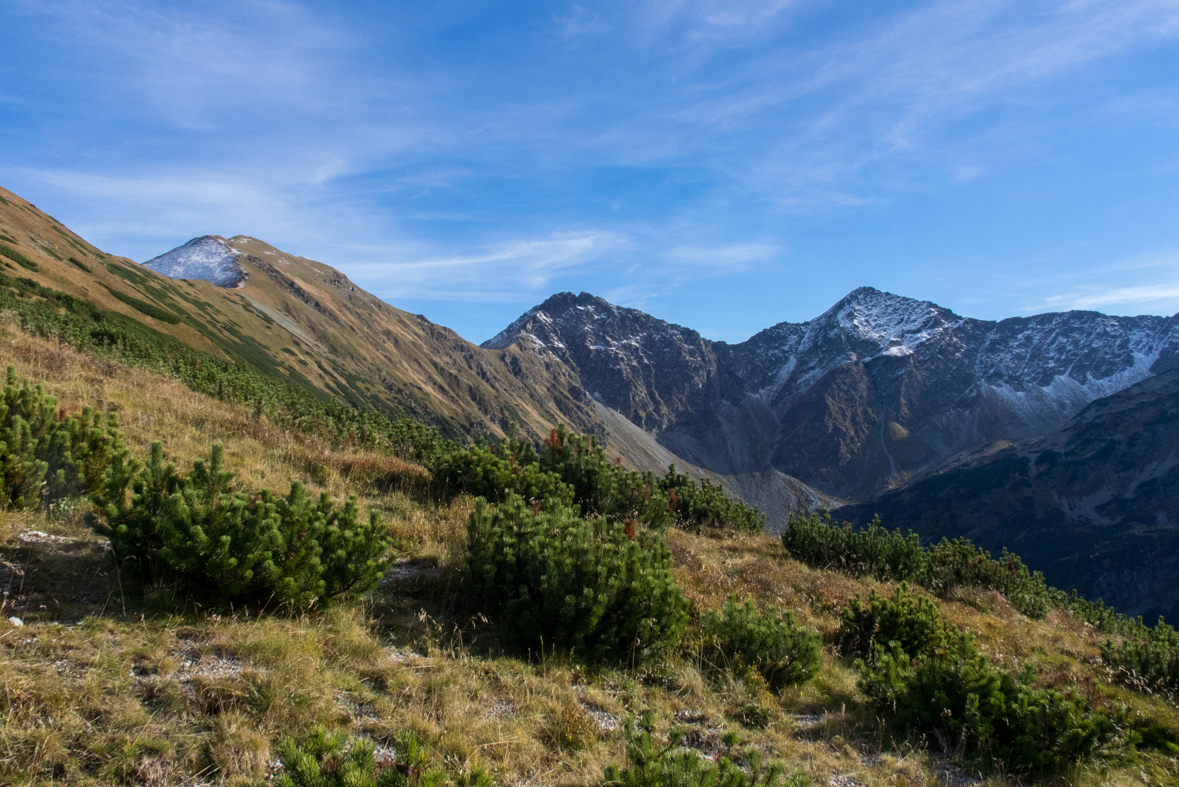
[486,699,517,720]
[828,775,867,787]
[380,558,443,586]
[933,758,983,787]
[789,713,824,730]
[578,699,620,732]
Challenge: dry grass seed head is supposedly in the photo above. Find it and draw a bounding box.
[209,710,271,782]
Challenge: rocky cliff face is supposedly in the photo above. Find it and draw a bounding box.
[487,288,1179,502]
[485,292,718,431]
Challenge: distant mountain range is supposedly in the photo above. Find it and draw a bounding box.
[3,182,1176,616]
[487,290,1177,495]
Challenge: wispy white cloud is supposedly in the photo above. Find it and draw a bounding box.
[352,231,628,302]
[17,168,298,247]
[1015,250,1179,315]
[1033,283,1179,313]
[557,4,609,38]
[574,0,1179,204]
[664,241,778,272]
[953,164,988,182]
[638,0,801,42]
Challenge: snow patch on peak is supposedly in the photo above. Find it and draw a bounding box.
[829,287,963,358]
[142,236,246,288]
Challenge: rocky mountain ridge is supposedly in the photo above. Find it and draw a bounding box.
[487,288,1179,501]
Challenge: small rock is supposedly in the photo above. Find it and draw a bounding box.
[8,616,23,627]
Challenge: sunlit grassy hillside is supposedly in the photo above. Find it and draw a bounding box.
[0,184,604,443]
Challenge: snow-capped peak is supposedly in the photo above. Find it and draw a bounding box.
[141,236,247,288]
[815,287,962,358]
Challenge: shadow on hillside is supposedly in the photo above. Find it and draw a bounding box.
[365,557,507,657]
[1,531,138,623]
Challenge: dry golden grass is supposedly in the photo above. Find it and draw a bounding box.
[0,326,431,520]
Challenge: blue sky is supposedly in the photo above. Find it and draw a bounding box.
[2,0,1178,343]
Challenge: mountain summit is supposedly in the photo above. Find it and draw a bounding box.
[142,235,247,287]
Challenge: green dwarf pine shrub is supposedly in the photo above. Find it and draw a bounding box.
[89,442,181,584]
[269,727,492,787]
[535,427,674,530]
[783,514,1056,619]
[659,465,765,535]
[434,440,574,507]
[844,588,1121,774]
[465,493,689,664]
[0,366,125,510]
[703,596,821,692]
[603,710,810,787]
[862,638,1119,775]
[837,583,948,664]
[440,425,764,536]
[89,443,392,608]
[1102,618,1179,697]
[0,242,39,271]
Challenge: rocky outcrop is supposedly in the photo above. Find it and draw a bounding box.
[485,292,718,431]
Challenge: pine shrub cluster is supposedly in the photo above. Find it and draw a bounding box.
[1101,619,1179,698]
[439,426,763,536]
[842,587,1120,774]
[836,584,946,663]
[659,465,764,534]
[603,710,810,787]
[267,727,491,787]
[88,443,392,609]
[703,596,820,692]
[0,242,39,271]
[783,514,1057,618]
[0,366,125,510]
[465,493,689,664]
[434,439,573,507]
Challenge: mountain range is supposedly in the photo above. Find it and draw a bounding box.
[2,182,1176,616]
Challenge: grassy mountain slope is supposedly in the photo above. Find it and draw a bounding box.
[0,186,599,442]
[0,185,818,523]
[2,328,1178,786]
